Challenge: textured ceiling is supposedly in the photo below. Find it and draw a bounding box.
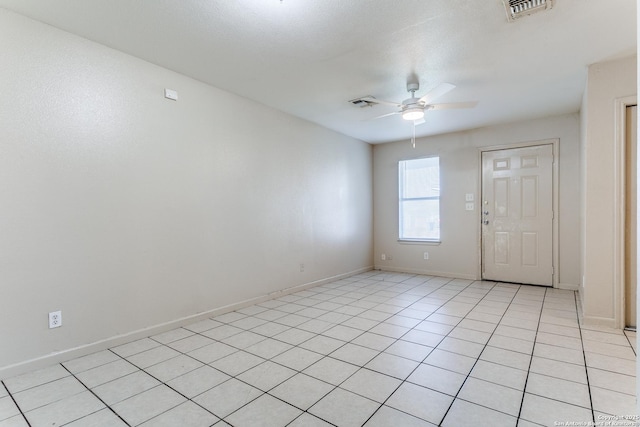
[0,0,636,144]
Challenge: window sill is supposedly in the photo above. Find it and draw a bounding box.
[397,239,441,245]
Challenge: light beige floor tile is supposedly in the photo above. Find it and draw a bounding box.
[166,334,214,353]
[192,379,261,418]
[187,342,237,364]
[63,350,121,374]
[437,337,485,358]
[297,319,334,334]
[364,405,436,427]
[288,413,335,427]
[126,346,181,369]
[92,371,160,405]
[209,351,264,376]
[365,352,420,379]
[584,352,635,376]
[24,391,105,427]
[309,387,379,427]
[0,397,20,422]
[458,377,523,416]
[75,359,138,388]
[236,361,296,392]
[340,368,401,403]
[299,335,345,355]
[303,357,359,386]
[139,401,217,427]
[537,323,580,338]
[330,343,379,365]
[534,332,582,350]
[442,399,517,427]
[151,328,194,344]
[424,349,477,375]
[230,316,267,331]
[581,329,630,346]
[529,357,587,384]
[226,393,301,427]
[167,365,229,398]
[65,408,128,426]
[447,327,492,344]
[385,340,433,361]
[494,325,537,342]
[533,343,584,366]
[111,385,185,426]
[13,375,85,412]
[402,329,447,347]
[4,364,70,394]
[111,338,161,358]
[590,386,637,416]
[245,338,293,359]
[587,367,635,396]
[221,330,266,349]
[145,354,203,382]
[351,332,395,351]
[469,360,528,391]
[407,364,466,396]
[0,415,29,427]
[499,317,539,331]
[582,339,636,360]
[520,393,592,426]
[525,373,590,408]
[269,373,334,410]
[201,325,244,341]
[183,319,223,333]
[386,382,453,425]
[249,321,290,337]
[368,323,410,339]
[414,320,454,335]
[271,347,323,371]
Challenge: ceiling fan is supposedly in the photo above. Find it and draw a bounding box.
[362,81,477,147]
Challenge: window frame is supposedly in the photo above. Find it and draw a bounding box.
[398,156,441,243]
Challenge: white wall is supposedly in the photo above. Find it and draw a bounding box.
[0,9,373,377]
[580,55,637,327]
[373,114,581,286]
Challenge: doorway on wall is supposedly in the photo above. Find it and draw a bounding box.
[624,104,637,330]
[481,143,555,286]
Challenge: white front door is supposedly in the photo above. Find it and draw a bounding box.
[482,144,554,286]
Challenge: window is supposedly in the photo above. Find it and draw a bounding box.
[399,157,440,241]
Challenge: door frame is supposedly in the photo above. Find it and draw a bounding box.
[478,139,560,288]
[614,95,637,329]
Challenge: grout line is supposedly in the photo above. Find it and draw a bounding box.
[1,379,32,427]
[514,286,547,424]
[574,291,596,424]
[60,363,132,427]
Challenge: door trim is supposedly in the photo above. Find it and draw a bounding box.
[478,139,560,288]
[614,95,637,329]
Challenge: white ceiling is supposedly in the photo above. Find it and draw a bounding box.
[0,0,636,144]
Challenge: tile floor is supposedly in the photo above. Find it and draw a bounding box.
[1,271,637,427]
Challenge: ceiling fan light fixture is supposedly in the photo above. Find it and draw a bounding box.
[402,107,424,121]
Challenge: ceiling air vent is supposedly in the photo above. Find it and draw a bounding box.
[349,97,378,108]
[504,0,554,21]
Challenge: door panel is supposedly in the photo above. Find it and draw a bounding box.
[482,145,553,286]
[625,105,637,328]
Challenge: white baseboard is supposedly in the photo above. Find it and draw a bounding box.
[581,314,617,329]
[0,266,373,381]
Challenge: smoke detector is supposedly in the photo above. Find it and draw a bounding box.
[503,0,554,21]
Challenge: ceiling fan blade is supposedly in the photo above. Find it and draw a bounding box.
[418,82,456,105]
[367,111,400,120]
[427,101,478,110]
[360,96,402,108]
[414,118,426,126]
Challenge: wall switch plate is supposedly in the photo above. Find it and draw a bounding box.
[164,88,178,101]
[423,252,429,260]
[465,193,474,202]
[381,254,386,260]
[299,263,305,272]
[465,202,475,211]
[49,311,62,329]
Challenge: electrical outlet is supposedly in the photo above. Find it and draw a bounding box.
[381,254,386,260]
[424,252,429,260]
[48,311,62,329]
[299,263,305,272]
